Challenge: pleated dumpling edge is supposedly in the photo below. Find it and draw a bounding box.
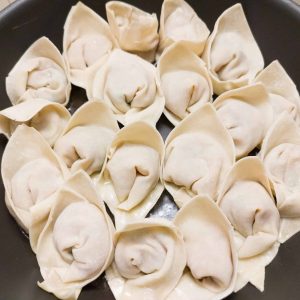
[54,101,119,178]
[63,1,118,88]
[260,113,300,243]
[1,125,69,232]
[86,49,165,126]
[106,1,159,62]
[98,120,164,229]
[163,103,235,208]
[217,157,280,292]
[6,37,71,106]
[36,170,115,300]
[158,0,210,57]
[106,218,186,300]
[168,195,238,300]
[158,42,213,126]
[202,3,264,95]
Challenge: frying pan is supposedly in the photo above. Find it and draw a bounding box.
[0,0,299,299]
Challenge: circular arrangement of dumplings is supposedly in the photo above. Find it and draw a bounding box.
[1,1,300,300]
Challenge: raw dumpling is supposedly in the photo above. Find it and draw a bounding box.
[163,103,235,207]
[217,157,280,292]
[158,42,213,125]
[54,101,119,177]
[106,218,186,300]
[260,113,300,243]
[1,125,69,232]
[86,49,164,126]
[0,98,70,146]
[254,60,300,124]
[158,0,209,57]
[106,1,159,62]
[63,2,118,88]
[6,37,71,105]
[202,3,264,95]
[36,170,114,300]
[168,195,237,300]
[213,83,272,158]
[98,121,164,229]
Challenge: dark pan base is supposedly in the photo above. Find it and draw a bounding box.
[0,0,299,299]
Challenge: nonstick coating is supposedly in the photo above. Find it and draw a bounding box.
[0,0,299,299]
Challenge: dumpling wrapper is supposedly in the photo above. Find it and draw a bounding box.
[158,0,209,57]
[260,113,300,243]
[1,125,69,232]
[254,60,300,124]
[163,103,235,207]
[106,1,159,62]
[217,157,280,292]
[0,98,70,146]
[36,170,115,300]
[54,101,119,177]
[213,83,273,159]
[63,2,118,88]
[86,49,164,126]
[6,37,71,105]
[168,195,237,300]
[158,42,213,126]
[202,3,264,95]
[106,218,186,300]
[98,121,164,229]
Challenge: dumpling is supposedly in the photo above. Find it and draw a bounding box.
[63,2,118,88]
[86,49,164,126]
[158,0,209,57]
[6,37,71,105]
[213,83,273,158]
[54,101,119,177]
[36,170,114,300]
[98,121,164,229]
[202,4,264,95]
[163,103,235,207]
[254,60,300,123]
[260,113,300,243]
[106,1,159,62]
[168,195,237,300]
[1,125,69,232]
[0,98,70,146]
[158,42,213,125]
[217,157,280,292]
[106,218,186,300]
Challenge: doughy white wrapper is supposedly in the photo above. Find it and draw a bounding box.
[260,113,300,243]
[86,49,164,126]
[63,1,118,88]
[1,125,69,232]
[163,103,235,207]
[0,98,70,146]
[158,0,209,57]
[254,60,300,124]
[202,3,264,95]
[233,241,279,292]
[217,157,280,292]
[6,37,71,105]
[98,121,164,229]
[106,218,186,300]
[168,195,238,300]
[213,83,273,159]
[54,101,119,178]
[158,42,213,126]
[36,170,115,300]
[106,1,159,62]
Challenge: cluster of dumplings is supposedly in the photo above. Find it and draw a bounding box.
[1,0,300,299]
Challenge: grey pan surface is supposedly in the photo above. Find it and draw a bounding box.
[0,0,300,299]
